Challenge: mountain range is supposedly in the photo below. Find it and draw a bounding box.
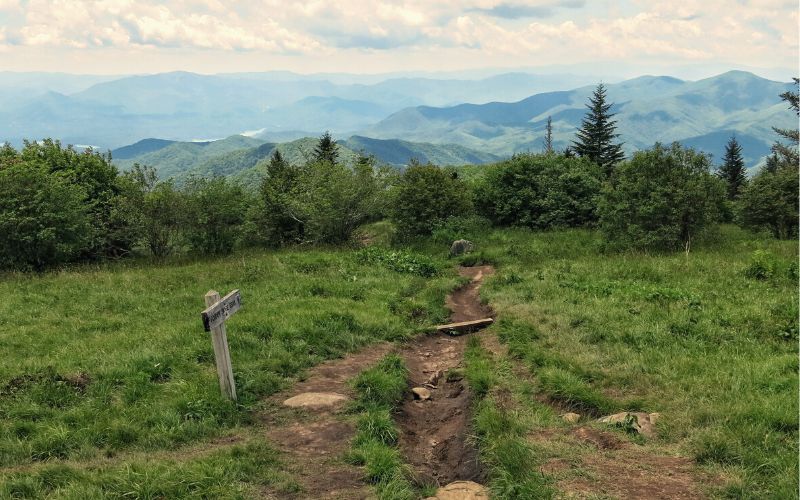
[2,70,795,174]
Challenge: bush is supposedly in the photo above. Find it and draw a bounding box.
[744,250,779,280]
[599,143,725,251]
[737,165,798,239]
[0,162,92,270]
[475,153,602,229]
[391,163,472,238]
[431,215,491,245]
[356,247,440,277]
[182,176,251,255]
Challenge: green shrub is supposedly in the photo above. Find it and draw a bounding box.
[182,176,251,255]
[431,215,491,245]
[599,143,725,251]
[744,250,779,280]
[356,247,439,277]
[391,162,472,238]
[738,164,798,239]
[475,153,602,229]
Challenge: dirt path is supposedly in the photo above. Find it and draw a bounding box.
[395,265,494,487]
[261,342,393,499]
[262,266,496,498]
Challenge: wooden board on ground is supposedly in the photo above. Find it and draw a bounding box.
[435,318,494,335]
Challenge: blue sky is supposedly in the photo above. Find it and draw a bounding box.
[0,1,797,79]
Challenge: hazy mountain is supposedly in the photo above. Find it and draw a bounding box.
[111,134,500,183]
[364,71,796,166]
[0,71,603,148]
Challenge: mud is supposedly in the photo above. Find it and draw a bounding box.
[395,265,494,487]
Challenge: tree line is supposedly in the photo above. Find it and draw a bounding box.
[0,81,796,271]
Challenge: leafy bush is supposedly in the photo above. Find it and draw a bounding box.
[357,247,439,277]
[599,143,725,251]
[744,250,779,280]
[475,153,602,229]
[0,162,92,270]
[430,215,491,245]
[391,162,472,238]
[737,164,799,239]
[182,176,251,255]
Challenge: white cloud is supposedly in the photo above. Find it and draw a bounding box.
[0,0,796,73]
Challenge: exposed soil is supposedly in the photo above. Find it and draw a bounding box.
[395,266,494,487]
[261,342,393,499]
[261,265,496,497]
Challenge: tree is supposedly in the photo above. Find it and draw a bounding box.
[771,77,799,167]
[475,153,603,229]
[0,161,91,270]
[572,84,625,176]
[599,143,725,251]
[248,149,304,246]
[312,131,339,165]
[391,162,472,238]
[183,176,250,255]
[543,116,554,154]
[717,136,747,200]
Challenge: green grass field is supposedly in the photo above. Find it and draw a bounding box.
[470,226,798,498]
[0,226,797,498]
[0,247,456,497]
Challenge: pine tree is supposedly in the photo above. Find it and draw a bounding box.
[572,83,624,176]
[313,131,339,164]
[717,136,747,199]
[771,77,799,168]
[543,116,554,154]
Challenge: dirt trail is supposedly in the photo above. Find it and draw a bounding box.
[395,265,495,487]
[262,342,393,499]
[262,265,495,498]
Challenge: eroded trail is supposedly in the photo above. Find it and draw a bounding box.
[395,265,494,487]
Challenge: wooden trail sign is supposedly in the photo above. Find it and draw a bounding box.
[201,289,240,400]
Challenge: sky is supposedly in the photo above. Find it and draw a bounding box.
[0,0,797,79]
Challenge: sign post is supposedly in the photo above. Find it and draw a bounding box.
[201,289,241,401]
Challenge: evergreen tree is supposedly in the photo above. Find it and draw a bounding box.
[312,131,339,164]
[772,78,799,167]
[717,136,747,199]
[572,83,625,176]
[543,115,554,154]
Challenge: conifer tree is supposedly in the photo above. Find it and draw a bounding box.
[572,84,624,176]
[717,136,747,199]
[543,115,554,154]
[313,131,339,164]
[771,77,799,167]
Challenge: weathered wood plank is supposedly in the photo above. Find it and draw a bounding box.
[201,289,241,332]
[435,318,494,334]
[204,290,237,401]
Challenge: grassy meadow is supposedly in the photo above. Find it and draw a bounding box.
[0,224,796,498]
[0,247,456,497]
[466,225,798,498]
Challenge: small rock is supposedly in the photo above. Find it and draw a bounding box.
[562,412,581,424]
[282,392,348,409]
[425,370,443,386]
[411,387,431,401]
[598,411,659,437]
[449,239,474,257]
[427,481,489,500]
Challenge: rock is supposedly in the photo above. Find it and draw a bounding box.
[562,412,581,424]
[598,411,660,437]
[411,387,431,401]
[282,392,348,409]
[426,481,489,500]
[449,239,474,257]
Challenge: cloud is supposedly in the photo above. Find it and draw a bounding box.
[0,0,795,73]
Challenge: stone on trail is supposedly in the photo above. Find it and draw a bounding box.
[562,412,581,424]
[449,239,474,257]
[425,481,489,500]
[282,392,348,409]
[598,412,660,437]
[411,387,431,401]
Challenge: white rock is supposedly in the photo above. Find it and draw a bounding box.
[282,392,348,409]
[427,481,489,500]
[412,387,432,401]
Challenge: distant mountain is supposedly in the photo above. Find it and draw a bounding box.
[112,134,500,183]
[364,71,796,166]
[0,70,602,148]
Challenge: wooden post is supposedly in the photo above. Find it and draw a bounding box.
[204,290,237,401]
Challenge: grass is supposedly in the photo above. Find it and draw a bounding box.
[347,354,416,500]
[0,246,456,494]
[464,336,554,499]
[477,225,798,498]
